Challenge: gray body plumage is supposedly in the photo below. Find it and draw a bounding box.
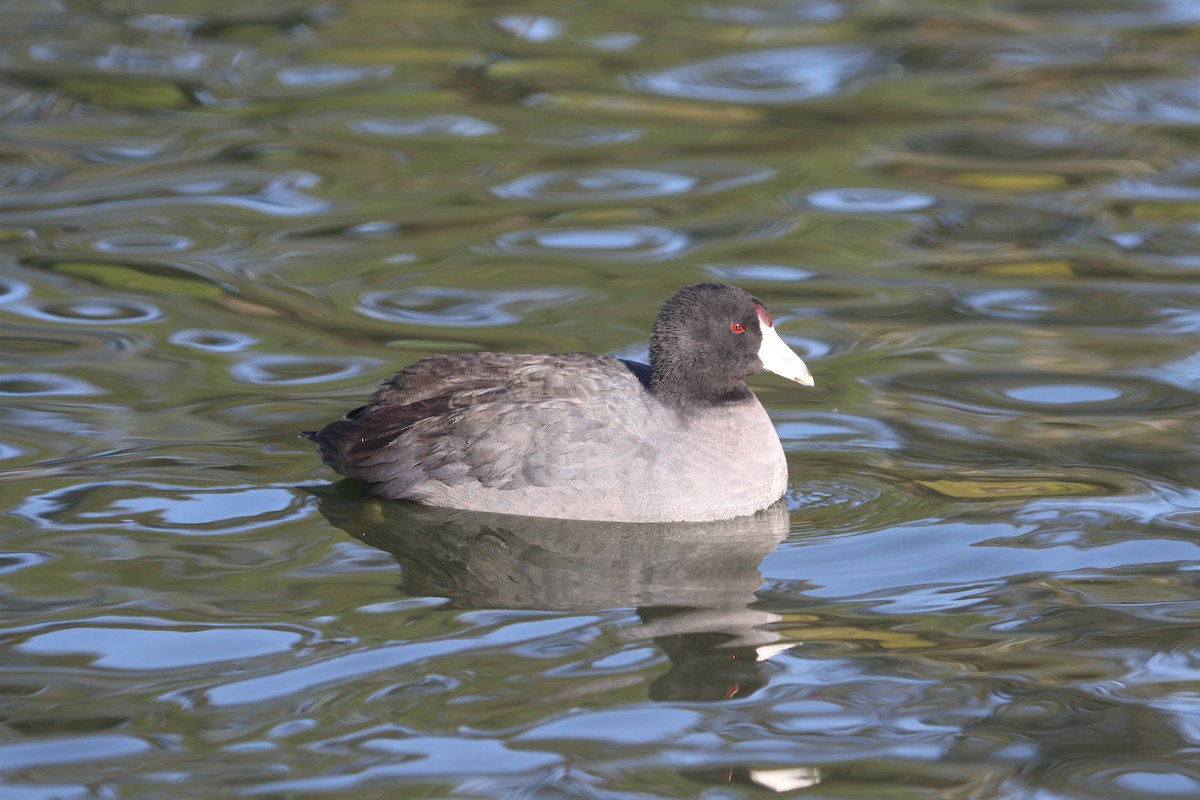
[309,351,787,522]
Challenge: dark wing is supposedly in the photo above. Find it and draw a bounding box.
[309,352,655,499]
[308,353,519,468]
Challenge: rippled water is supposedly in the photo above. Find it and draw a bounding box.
[3,1,1200,797]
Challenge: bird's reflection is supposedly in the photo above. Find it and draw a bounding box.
[313,480,789,702]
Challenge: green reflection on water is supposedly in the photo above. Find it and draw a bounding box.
[1,0,1199,798]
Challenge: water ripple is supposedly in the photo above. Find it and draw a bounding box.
[249,736,564,794]
[886,369,1193,417]
[913,201,1096,248]
[495,14,566,42]
[204,615,605,707]
[1108,224,1200,268]
[15,482,309,536]
[348,114,501,138]
[230,354,380,386]
[357,286,592,327]
[704,263,818,282]
[0,327,136,366]
[628,46,879,104]
[697,0,845,24]
[0,735,152,773]
[489,225,691,261]
[494,167,694,202]
[902,123,1142,160]
[90,231,195,254]
[17,623,303,671]
[531,126,644,147]
[0,372,101,397]
[957,286,1169,326]
[786,473,944,536]
[10,297,162,325]
[1009,0,1200,28]
[875,123,1158,188]
[0,551,50,574]
[1059,79,1200,126]
[21,40,245,80]
[0,274,29,304]
[1,118,184,163]
[169,329,258,352]
[491,160,773,202]
[274,64,392,88]
[0,164,60,190]
[0,168,330,222]
[1047,761,1200,799]
[291,111,502,145]
[0,85,36,122]
[797,187,936,214]
[788,478,884,512]
[1100,162,1200,211]
[778,412,903,452]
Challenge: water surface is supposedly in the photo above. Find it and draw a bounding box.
[2,1,1200,798]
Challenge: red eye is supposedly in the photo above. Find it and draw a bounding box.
[730,322,745,334]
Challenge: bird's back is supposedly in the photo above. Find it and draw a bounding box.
[308,352,663,517]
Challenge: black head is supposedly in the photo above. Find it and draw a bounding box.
[648,283,812,409]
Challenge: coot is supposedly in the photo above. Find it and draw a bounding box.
[305,282,813,522]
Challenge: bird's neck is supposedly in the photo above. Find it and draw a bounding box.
[649,366,752,410]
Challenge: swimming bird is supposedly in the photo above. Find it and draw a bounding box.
[304,282,814,522]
